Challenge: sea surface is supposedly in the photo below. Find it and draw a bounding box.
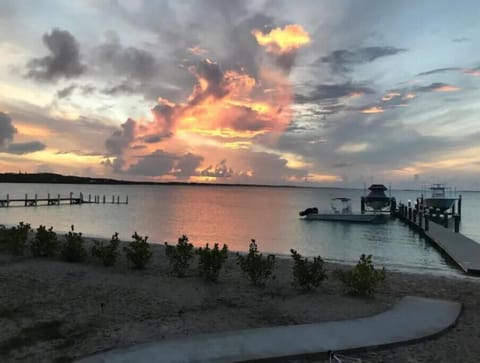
[1,183,479,276]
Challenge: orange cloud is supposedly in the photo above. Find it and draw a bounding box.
[434,85,460,92]
[360,106,384,114]
[252,24,311,54]
[381,92,401,101]
[403,93,416,100]
[463,68,480,77]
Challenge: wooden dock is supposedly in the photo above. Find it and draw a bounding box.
[0,193,128,208]
[395,204,480,274]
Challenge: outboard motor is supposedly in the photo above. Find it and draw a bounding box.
[299,207,318,216]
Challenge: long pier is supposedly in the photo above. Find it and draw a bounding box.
[395,203,480,274]
[0,193,128,208]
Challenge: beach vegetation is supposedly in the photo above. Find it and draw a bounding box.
[30,225,58,257]
[336,254,386,297]
[237,239,275,286]
[2,222,32,255]
[61,225,87,262]
[196,243,228,282]
[91,232,120,267]
[165,235,195,277]
[124,232,152,269]
[290,249,327,291]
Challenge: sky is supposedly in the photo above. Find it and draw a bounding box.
[0,0,480,189]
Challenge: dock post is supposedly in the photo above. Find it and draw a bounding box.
[444,213,449,228]
[70,192,73,204]
[408,207,412,221]
[88,194,91,203]
[116,195,119,204]
[126,195,128,204]
[454,215,460,233]
[25,193,28,206]
[360,197,365,214]
[425,214,430,231]
[413,210,417,224]
[452,203,456,216]
[419,212,423,229]
[112,195,115,204]
[58,194,60,205]
[103,195,106,204]
[458,195,462,221]
[80,192,83,204]
[48,193,50,203]
[6,194,9,207]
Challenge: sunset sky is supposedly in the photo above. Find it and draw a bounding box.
[1,0,480,188]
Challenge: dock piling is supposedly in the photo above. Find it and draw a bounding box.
[454,215,460,233]
[458,195,462,220]
[444,213,449,228]
[425,214,430,231]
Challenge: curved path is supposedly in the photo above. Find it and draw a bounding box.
[79,296,461,363]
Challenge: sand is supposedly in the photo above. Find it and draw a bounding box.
[1,237,480,363]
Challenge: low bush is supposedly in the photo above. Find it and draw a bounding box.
[290,249,327,291]
[4,222,32,255]
[196,243,228,282]
[236,239,275,287]
[165,235,194,277]
[336,254,386,297]
[124,232,152,269]
[30,225,58,257]
[91,232,120,267]
[61,225,87,263]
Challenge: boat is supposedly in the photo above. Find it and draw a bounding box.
[423,184,456,212]
[299,198,386,223]
[364,184,390,211]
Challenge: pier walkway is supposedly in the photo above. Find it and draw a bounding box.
[0,193,128,208]
[78,296,461,363]
[395,204,480,274]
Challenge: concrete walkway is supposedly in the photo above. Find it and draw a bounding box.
[78,296,461,363]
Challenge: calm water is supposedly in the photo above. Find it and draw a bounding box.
[1,183,479,276]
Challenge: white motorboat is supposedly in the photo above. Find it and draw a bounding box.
[424,184,456,212]
[299,198,386,223]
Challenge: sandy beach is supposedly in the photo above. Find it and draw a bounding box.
[1,237,479,363]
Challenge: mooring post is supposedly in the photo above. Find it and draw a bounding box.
[458,195,462,220]
[57,194,60,205]
[419,212,423,229]
[48,193,50,203]
[425,214,430,231]
[126,195,128,204]
[35,194,37,203]
[112,195,115,204]
[103,195,106,204]
[70,192,73,204]
[88,194,91,203]
[454,214,460,233]
[444,212,448,228]
[6,194,9,207]
[413,209,417,224]
[360,197,365,214]
[408,207,412,221]
[117,195,120,204]
[24,193,28,206]
[80,192,83,203]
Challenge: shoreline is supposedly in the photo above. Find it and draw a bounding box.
[1,236,480,362]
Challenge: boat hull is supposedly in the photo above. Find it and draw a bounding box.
[424,198,456,212]
[303,213,387,223]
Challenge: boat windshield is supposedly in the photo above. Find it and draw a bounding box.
[331,198,352,214]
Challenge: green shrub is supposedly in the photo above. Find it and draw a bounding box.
[291,249,327,291]
[165,235,194,277]
[4,222,32,255]
[30,225,58,257]
[61,225,87,263]
[91,232,120,267]
[124,232,152,269]
[196,243,228,282]
[336,254,386,297]
[236,239,275,287]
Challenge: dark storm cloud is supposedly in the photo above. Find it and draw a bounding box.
[142,133,173,143]
[26,29,85,81]
[56,84,77,99]
[416,67,461,76]
[105,118,136,156]
[0,112,17,146]
[126,150,204,177]
[200,159,234,178]
[295,82,374,103]
[320,46,407,72]
[95,34,157,81]
[6,141,46,154]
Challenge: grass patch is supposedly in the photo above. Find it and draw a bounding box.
[0,320,63,355]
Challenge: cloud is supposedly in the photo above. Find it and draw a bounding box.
[94,33,157,81]
[200,159,234,178]
[415,82,460,92]
[26,29,85,81]
[252,24,311,55]
[105,118,136,156]
[6,141,46,154]
[321,46,407,72]
[56,84,77,99]
[0,112,17,146]
[126,150,203,177]
[174,153,204,177]
[102,82,136,95]
[416,67,461,76]
[452,37,470,43]
[295,82,374,103]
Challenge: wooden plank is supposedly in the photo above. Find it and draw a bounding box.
[425,222,480,274]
